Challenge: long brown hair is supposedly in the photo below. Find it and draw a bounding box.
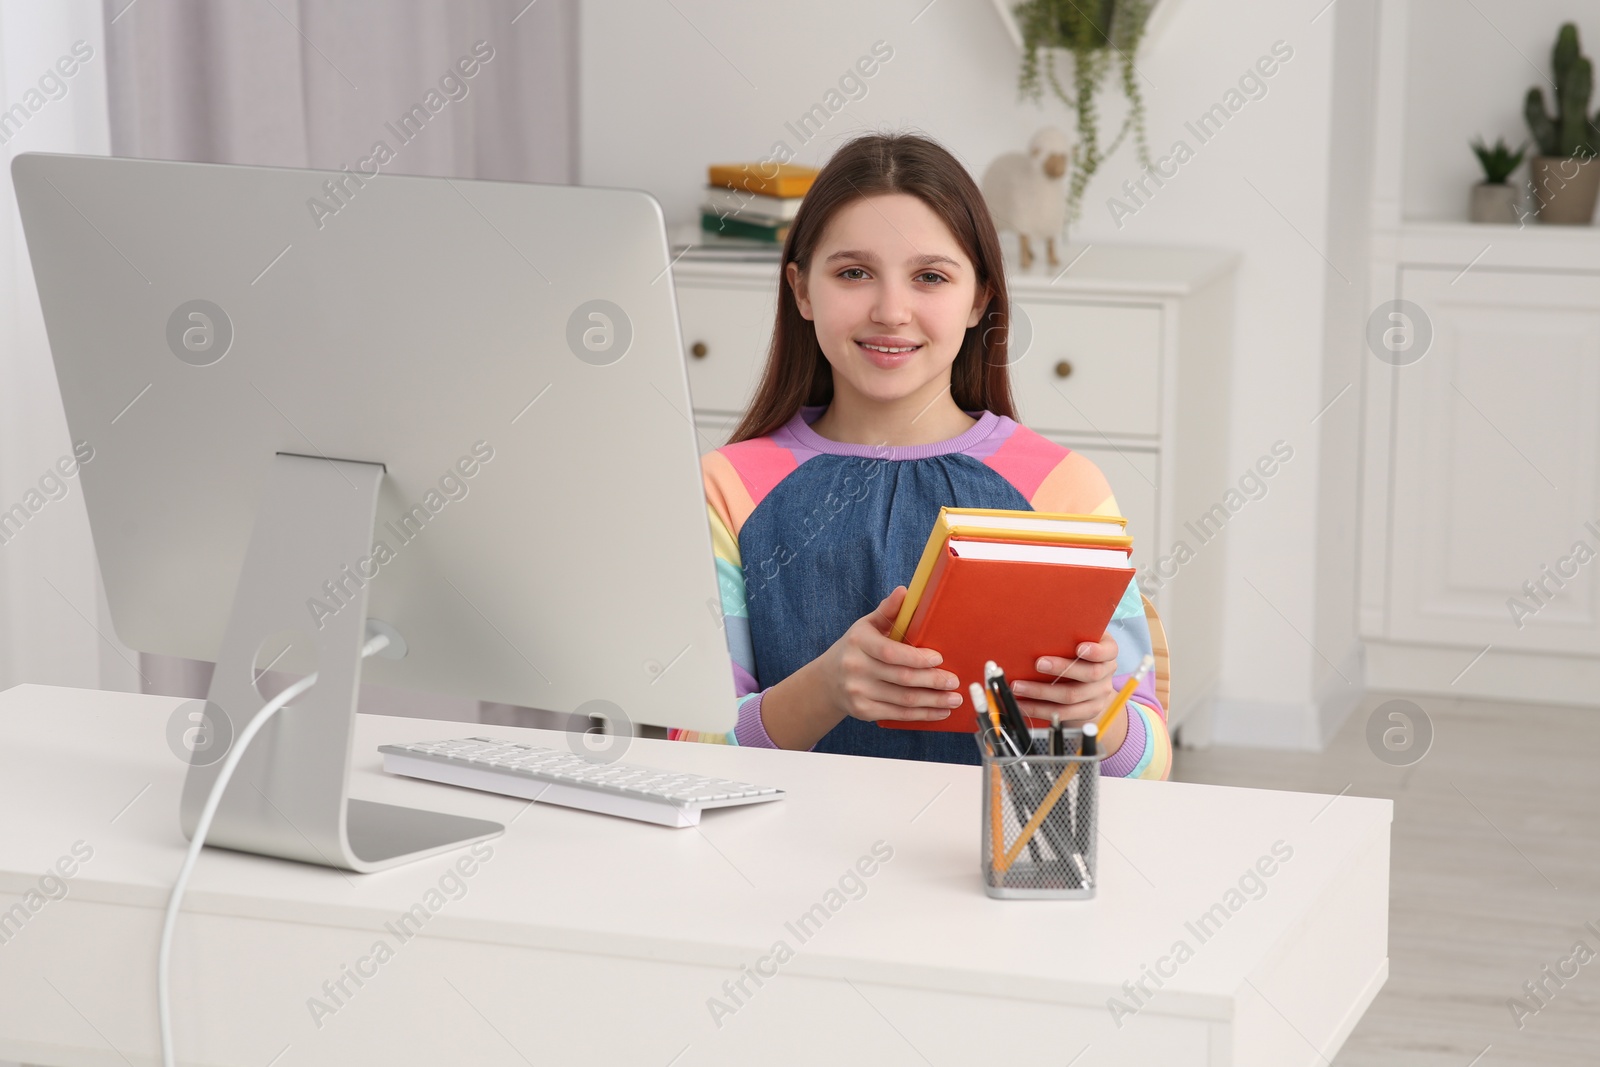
[726,131,1017,445]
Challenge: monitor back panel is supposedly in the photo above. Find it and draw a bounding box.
[13,153,738,732]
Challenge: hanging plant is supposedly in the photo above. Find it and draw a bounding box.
[1014,0,1156,223]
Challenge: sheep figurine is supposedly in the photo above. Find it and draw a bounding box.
[981,127,1072,270]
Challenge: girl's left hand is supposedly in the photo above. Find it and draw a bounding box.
[1009,632,1119,725]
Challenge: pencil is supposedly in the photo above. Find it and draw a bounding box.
[989,761,1007,876]
[981,677,1042,866]
[1002,756,1081,869]
[1090,654,1154,739]
[973,683,1005,875]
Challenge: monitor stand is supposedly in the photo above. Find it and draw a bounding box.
[179,453,503,872]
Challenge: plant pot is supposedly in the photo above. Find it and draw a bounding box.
[1468,182,1521,224]
[1529,155,1600,224]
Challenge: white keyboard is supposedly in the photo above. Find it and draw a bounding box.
[378,736,785,827]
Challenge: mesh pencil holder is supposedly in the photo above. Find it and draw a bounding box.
[976,725,1099,900]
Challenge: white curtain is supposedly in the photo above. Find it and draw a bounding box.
[3,0,579,728]
[104,0,576,183]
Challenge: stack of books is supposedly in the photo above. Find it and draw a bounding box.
[700,162,818,245]
[884,507,1137,733]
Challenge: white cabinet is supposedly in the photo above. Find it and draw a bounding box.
[1361,0,1600,706]
[1357,231,1600,702]
[1364,261,1600,695]
[672,246,1236,741]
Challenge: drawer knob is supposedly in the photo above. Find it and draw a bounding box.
[1054,359,1073,379]
[690,341,709,359]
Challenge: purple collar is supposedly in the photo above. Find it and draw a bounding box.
[785,404,1001,460]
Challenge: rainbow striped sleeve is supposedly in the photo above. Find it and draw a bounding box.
[668,449,771,747]
[980,424,1172,781]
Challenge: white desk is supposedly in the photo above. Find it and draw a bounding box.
[0,684,1390,1066]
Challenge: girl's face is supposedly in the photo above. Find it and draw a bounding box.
[787,193,988,408]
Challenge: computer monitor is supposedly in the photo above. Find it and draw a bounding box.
[12,152,738,870]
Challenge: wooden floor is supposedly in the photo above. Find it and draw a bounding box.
[1171,691,1600,1066]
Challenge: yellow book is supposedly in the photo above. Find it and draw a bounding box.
[706,162,819,199]
[889,507,1130,641]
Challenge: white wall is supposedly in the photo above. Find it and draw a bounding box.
[581,0,1361,748]
[0,0,139,696]
[1404,0,1600,221]
[1313,0,1381,745]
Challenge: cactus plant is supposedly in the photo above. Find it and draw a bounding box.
[1525,22,1600,159]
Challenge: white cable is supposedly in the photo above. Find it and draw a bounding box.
[158,632,390,1067]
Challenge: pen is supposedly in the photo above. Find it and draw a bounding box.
[979,674,1042,868]
[1074,722,1099,887]
[989,661,1076,868]
[972,682,996,752]
[973,683,1005,876]
[984,661,1032,757]
[998,673,1034,754]
[1043,711,1081,886]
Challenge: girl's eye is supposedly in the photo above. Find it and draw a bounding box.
[836,267,947,283]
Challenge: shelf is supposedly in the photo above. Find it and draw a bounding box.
[667,221,782,265]
[1378,220,1600,273]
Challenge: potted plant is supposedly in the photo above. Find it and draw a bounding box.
[1468,137,1526,223]
[1013,0,1155,224]
[1524,22,1600,224]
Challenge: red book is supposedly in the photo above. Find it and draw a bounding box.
[882,536,1136,732]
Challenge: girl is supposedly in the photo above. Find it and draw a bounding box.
[671,132,1169,779]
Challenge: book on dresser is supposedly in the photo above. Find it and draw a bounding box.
[701,211,789,243]
[706,162,817,198]
[701,162,816,243]
[703,186,804,222]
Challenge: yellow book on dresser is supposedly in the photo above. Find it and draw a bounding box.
[706,162,819,199]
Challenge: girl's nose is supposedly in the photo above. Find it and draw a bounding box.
[872,281,912,325]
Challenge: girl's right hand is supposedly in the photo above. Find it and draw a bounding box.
[819,585,964,723]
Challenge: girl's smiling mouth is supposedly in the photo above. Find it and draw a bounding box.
[855,335,923,367]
